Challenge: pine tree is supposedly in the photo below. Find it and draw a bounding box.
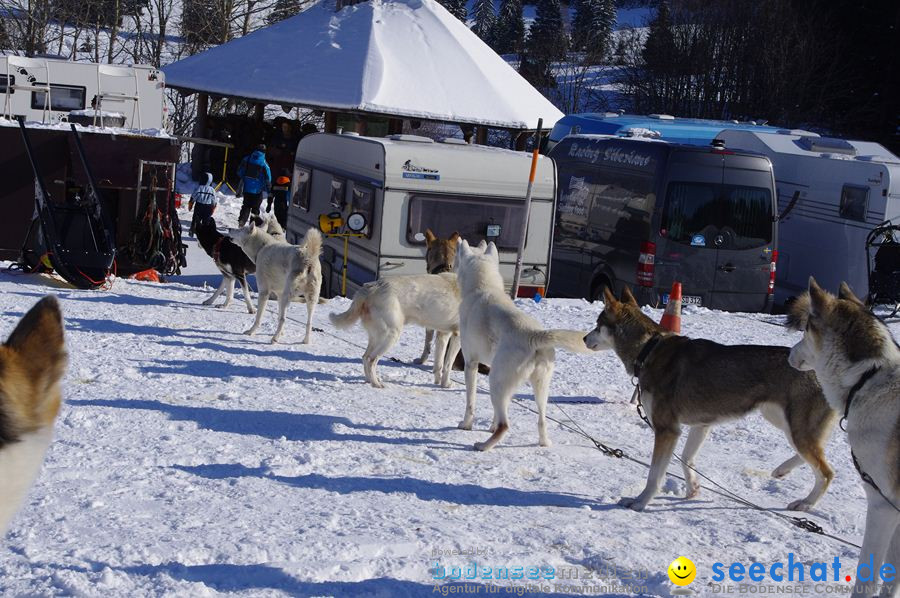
[520,0,566,88]
[571,0,615,61]
[641,0,675,74]
[494,0,524,55]
[267,0,309,25]
[436,0,466,22]
[471,0,496,46]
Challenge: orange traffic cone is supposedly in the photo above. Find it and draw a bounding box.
[660,281,682,333]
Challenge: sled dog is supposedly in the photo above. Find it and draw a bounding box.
[330,272,462,388]
[229,220,322,344]
[413,229,459,366]
[196,215,281,313]
[456,240,591,450]
[1,296,67,534]
[787,278,900,598]
[584,287,836,512]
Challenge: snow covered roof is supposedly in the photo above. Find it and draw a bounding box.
[162,0,563,130]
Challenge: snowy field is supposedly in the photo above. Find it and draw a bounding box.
[0,222,886,597]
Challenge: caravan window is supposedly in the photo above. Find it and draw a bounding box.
[840,185,868,221]
[406,195,525,250]
[291,166,311,210]
[330,176,346,210]
[31,84,86,111]
[0,75,13,94]
[350,183,375,238]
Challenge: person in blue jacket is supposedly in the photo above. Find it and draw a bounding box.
[236,144,272,226]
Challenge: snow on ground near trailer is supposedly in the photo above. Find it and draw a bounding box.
[0,251,883,596]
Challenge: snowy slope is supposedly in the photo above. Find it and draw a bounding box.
[0,238,881,597]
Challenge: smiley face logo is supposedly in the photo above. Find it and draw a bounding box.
[668,556,697,586]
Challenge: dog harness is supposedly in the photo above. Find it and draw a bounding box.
[842,365,900,513]
[429,264,452,275]
[212,237,224,265]
[631,334,663,429]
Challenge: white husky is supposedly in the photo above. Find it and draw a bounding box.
[329,273,461,388]
[229,221,323,344]
[788,278,900,598]
[1,296,67,534]
[455,240,592,451]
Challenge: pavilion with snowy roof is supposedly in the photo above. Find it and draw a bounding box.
[163,0,563,144]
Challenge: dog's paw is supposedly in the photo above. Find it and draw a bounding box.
[413,357,427,365]
[786,499,812,512]
[247,308,256,314]
[473,441,491,452]
[457,420,473,431]
[371,381,386,389]
[618,497,648,511]
[772,465,793,479]
[202,299,215,306]
[243,329,255,336]
[539,437,552,448]
[685,484,701,500]
[440,379,452,389]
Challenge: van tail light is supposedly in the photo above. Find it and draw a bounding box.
[637,241,656,287]
[768,250,778,294]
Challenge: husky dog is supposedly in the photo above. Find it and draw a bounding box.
[197,215,284,313]
[329,273,462,388]
[413,229,459,366]
[584,287,836,512]
[229,220,322,344]
[455,240,591,450]
[787,278,900,598]
[1,296,67,534]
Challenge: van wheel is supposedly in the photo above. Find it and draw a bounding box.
[589,277,613,303]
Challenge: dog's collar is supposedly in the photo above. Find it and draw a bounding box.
[632,334,663,379]
[842,365,879,429]
[429,264,452,275]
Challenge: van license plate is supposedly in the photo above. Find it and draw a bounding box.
[662,293,702,306]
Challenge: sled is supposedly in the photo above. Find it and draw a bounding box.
[865,220,900,318]
[18,121,116,289]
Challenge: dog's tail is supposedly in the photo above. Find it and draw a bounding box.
[528,329,594,354]
[329,287,369,329]
[302,227,323,258]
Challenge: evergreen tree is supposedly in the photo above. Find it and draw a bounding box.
[571,0,615,61]
[470,0,496,46]
[520,0,566,88]
[267,0,309,25]
[493,0,524,55]
[436,0,466,22]
[641,0,675,75]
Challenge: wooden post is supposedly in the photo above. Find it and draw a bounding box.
[324,111,337,133]
[254,103,264,122]
[388,118,404,135]
[475,126,488,145]
[514,130,529,151]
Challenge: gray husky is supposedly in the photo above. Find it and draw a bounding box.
[788,278,900,598]
[584,287,836,512]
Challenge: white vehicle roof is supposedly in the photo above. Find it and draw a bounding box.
[717,130,900,166]
[297,133,556,200]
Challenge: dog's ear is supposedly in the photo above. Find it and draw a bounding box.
[808,276,829,317]
[3,296,67,428]
[484,242,499,261]
[457,239,470,258]
[620,286,638,307]
[838,281,865,307]
[424,229,436,246]
[448,231,460,243]
[477,240,488,251]
[602,286,618,309]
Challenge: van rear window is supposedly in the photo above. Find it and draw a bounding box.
[661,182,772,249]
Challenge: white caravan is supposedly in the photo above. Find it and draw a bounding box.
[717,129,900,303]
[1,56,166,130]
[285,133,557,299]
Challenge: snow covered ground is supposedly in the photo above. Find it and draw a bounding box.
[0,222,885,597]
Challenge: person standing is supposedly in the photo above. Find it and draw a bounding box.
[188,172,217,236]
[236,144,272,226]
[267,171,291,230]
